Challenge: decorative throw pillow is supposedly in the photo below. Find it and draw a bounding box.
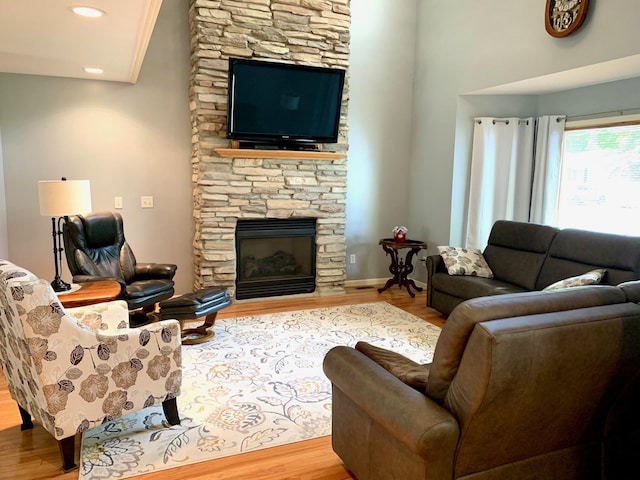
[355,341,430,391]
[543,268,607,291]
[437,246,494,278]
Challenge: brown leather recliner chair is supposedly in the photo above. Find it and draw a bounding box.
[63,210,176,312]
[323,286,640,480]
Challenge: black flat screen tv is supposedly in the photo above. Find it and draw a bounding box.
[226,57,346,149]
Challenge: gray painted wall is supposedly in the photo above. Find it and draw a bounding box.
[538,76,640,117]
[0,0,193,291]
[0,128,6,258]
[346,0,418,282]
[0,0,420,290]
[408,0,640,284]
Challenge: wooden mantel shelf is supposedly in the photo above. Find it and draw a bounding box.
[214,147,346,160]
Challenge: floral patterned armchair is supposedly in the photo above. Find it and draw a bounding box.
[0,260,182,472]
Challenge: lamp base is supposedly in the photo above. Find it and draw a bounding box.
[51,277,71,292]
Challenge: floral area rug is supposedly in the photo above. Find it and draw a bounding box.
[78,301,441,479]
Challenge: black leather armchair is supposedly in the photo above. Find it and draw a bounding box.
[63,211,177,311]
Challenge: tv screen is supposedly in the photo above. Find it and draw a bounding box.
[227,57,345,147]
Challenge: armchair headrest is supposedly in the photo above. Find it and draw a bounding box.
[71,211,125,249]
[63,211,127,278]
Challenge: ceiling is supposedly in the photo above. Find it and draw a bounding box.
[469,54,640,96]
[0,1,638,93]
[0,0,162,84]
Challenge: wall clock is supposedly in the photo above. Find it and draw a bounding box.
[545,0,590,38]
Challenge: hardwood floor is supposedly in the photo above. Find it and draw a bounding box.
[0,286,445,480]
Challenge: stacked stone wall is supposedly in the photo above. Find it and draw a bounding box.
[188,0,351,297]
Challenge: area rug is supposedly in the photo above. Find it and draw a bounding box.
[78,301,441,479]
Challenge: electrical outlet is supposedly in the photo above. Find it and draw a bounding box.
[114,196,123,209]
[141,196,154,208]
[349,254,356,264]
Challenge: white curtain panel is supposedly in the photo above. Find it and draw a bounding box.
[529,115,567,225]
[465,117,535,249]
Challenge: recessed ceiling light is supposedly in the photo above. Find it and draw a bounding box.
[71,6,105,18]
[83,67,104,74]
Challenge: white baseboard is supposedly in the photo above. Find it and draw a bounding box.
[344,278,385,288]
[345,278,426,289]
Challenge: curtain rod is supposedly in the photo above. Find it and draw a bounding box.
[476,109,640,124]
[475,119,530,125]
[566,107,640,121]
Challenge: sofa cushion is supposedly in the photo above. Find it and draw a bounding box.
[430,272,527,301]
[617,280,640,303]
[482,221,558,290]
[536,229,640,290]
[543,268,607,291]
[437,246,493,278]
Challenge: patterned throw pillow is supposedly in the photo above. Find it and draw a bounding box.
[543,268,607,291]
[437,246,494,278]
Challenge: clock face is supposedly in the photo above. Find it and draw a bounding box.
[545,0,590,38]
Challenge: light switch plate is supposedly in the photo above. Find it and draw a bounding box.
[141,196,154,208]
[114,196,123,209]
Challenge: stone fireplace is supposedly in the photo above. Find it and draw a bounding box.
[188,0,351,299]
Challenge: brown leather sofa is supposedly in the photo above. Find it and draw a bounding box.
[323,284,640,480]
[426,220,640,315]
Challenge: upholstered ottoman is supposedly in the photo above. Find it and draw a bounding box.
[159,287,231,345]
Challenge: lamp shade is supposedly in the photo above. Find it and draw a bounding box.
[38,180,92,217]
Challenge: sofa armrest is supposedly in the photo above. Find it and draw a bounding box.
[426,254,446,275]
[134,263,177,280]
[52,318,182,427]
[65,300,130,331]
[323,345,459,474]
[426,254,446,307]
[618,280,640,303]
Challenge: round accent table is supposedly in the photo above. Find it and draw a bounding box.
[57,280,121,308]
[377,238,427,298]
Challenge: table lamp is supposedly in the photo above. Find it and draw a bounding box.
[38,178,92,292]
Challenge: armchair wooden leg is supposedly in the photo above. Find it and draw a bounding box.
[58,435,77,472]
[18,404,33,430]
[162,397,180,426]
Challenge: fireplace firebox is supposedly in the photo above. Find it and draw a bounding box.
[235,218,316,300]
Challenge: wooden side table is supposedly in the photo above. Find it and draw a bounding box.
[378,238,427,298]
[57,280,122,308]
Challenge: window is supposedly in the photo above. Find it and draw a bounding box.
[556,118,640,236]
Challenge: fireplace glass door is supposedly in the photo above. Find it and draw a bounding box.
[236,218,316,300]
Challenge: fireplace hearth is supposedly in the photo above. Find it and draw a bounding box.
[235,218,316,300]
